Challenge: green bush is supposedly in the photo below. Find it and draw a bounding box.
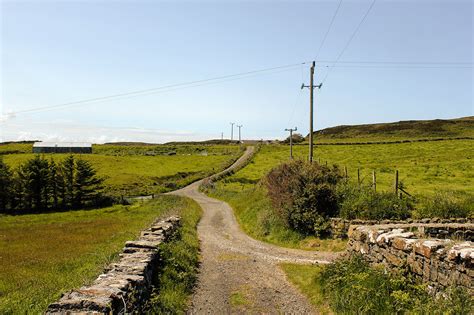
[319,255,473,314]
[338,184,413,220]
[413,191,473,219]
[265,160,342,236]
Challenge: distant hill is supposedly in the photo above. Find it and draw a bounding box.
[310,117,474,143]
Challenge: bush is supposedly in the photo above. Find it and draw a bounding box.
[338,184,413,220]
[319,255,473,314]
[282,133,305,144]
[413,190,473,219]
[265,160,342,236]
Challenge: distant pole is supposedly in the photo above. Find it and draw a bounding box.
[237,125,243,143]
[301,61,322,163]
[285,127,297,159]
[221,132,223,140]
[357,168,360,187]
[230,122,235,141]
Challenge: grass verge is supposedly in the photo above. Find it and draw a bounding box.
[208,186,346,252]
[144,197,202,313]
[0,195,199,314]
[283,256,473,314]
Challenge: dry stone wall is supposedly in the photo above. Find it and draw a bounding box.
[46,216,181,314]
[331,217,474,240]
[347,223,473,294]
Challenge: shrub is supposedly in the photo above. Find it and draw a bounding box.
[338,184,413,220]
[413,190,473,219]
[319,255,473,314]
[265,160,342,236]
[282,133,305,144]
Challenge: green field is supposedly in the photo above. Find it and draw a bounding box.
[2,144,242,196]
[206,139,473,250]
[222,140,473,196]
[0,195,201,314]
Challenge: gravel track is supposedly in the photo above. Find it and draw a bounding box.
[170,147,340,314]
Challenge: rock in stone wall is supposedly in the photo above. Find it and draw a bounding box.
[347,223,473,294]
[330,218,474,240]
[46,216,181,314]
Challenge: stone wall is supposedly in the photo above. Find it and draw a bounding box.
[46,216,181,314]
[347,223,473,294]
[330,217,474,240]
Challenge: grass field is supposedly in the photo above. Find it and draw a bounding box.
[222,140,474,196]
[1,144,242,196]
[0,195,201,314]
[206,139,473,250]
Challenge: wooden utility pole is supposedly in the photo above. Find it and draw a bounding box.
[237,125,243,143]
[301,61,322,163]
[285,127,297,159]
[230,122,235,141]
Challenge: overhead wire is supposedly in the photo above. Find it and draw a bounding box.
[321,0,377,84]
[314,0,343,61]
[9,62,307,116]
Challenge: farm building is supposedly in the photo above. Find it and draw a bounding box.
[33,142,92,154]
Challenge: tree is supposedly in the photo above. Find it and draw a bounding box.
[22,155,51,211]
[48,159,63,209]
[0,157,13,212]
[61,155,76,208]
[73,158,103,208]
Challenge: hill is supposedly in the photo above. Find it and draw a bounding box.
[311,116,474,143]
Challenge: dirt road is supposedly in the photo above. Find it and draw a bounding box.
[170,147,340,313]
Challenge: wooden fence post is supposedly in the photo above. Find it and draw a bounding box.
[394,170,399,196]
[372,170,376,192]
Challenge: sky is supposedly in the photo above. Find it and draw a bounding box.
[0,0,472,143]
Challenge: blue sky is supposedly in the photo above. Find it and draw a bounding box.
[1,0,472,143]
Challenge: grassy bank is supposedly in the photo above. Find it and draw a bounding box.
[0,195,200,314]
[282,257,473,314]
[145,197,201,313]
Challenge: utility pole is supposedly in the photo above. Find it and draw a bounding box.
[301,61,322,163]
[237,125,242,143]
[221,132,224,140]
[285,127,297,159]
[230,122,235,141]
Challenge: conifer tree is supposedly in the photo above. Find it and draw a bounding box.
[74,158,103,208]
[0,157,13,212]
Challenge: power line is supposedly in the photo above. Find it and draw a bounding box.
[316,60,473,65]
[315,64,473,69]
[321,0,377,84]
[10,62,306,115]
[314,0,343,60]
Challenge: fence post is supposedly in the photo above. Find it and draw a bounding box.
[372,170,376,192]
[357,168,360,187]
[394,170,399,196]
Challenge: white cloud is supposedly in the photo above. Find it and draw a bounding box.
[0,118,213,144]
